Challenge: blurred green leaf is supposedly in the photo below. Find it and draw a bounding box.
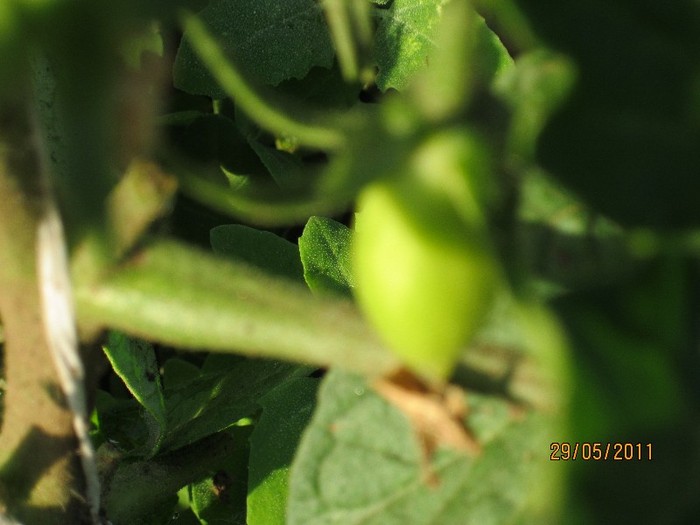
[287,370,563,525]
[554,257,700,523]
[517,169,638,293]
[103,332,167,456]
[516,0,700,227]
[556,257,690,437]
[210,224,305,282]
[298,216,354,296]
[373,0,447,91]
[248,377,320,525]
[174,0,334,98]
[495,50,575,162]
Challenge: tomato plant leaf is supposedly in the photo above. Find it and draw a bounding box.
[161,359,302,452]
[210,224,305,282]
[161,358,201,391]
[287,370,561,525]
[298,216,354,296]
[174,0,335,98]
[248,377,320,525]
[102,331,167,456]
[373,0,447,91]
[92,390,152,454]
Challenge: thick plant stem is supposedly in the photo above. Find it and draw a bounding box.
[0,107,82,523]
[74,239,402,379]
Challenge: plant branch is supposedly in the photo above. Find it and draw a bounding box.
[73,238,556,412]
[75,239,400,378]
[179,11,346,151]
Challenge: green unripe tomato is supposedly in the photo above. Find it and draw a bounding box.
[353,130,499,383]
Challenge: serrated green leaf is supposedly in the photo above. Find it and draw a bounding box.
[174,0,335,98]
[298,216,354,296]
[248,377,320,525]
[162,359,301,452]
[210,224,305,282]
[287,370,562,525]
[103,332,167,456]
[373,0,447,91]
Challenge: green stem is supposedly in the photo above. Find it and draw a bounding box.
[73,238,554,411]
[75,239,400,378]
[323,0,359,81]
[180,11,346,151]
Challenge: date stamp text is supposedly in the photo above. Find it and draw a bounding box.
[550,442,652,461]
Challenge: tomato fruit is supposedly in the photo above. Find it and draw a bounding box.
[353,130,499,383]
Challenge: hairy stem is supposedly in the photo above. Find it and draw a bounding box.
[74,238,555,412]
[75,239,400,378]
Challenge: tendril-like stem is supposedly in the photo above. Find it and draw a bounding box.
[180,11,346,151]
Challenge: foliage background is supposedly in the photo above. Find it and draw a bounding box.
[1,0,699,523]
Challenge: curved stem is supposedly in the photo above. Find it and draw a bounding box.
[180,11,346,151]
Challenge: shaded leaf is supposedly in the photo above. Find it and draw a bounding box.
[516,0,700,227]
[161,358,201,391]
[92,390,151,454]
[298,216,354,296]
[102,332,167,456]
[274,64,362,109]
[210,224,305,282]
[248,377,320,525]
[248,139,306,189]
[174,0,335,97]
[161,359,302,452]
[189,426,252,525]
